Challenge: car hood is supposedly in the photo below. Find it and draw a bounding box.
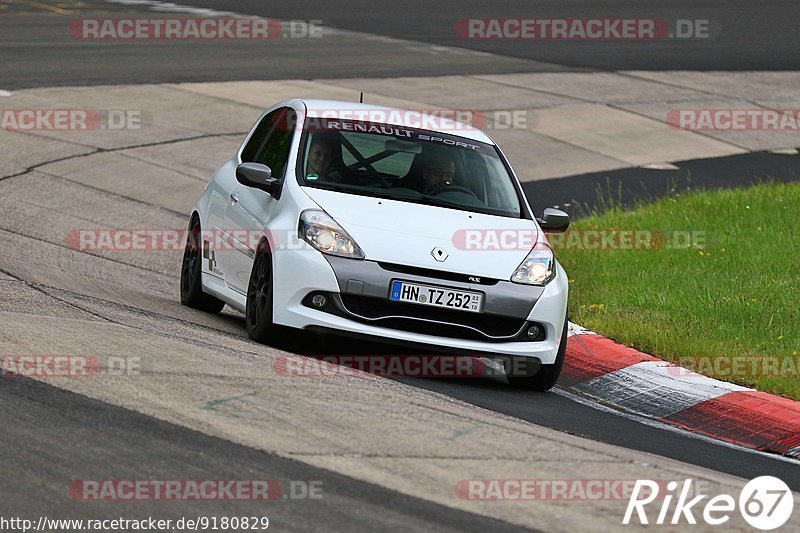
[302,187,539,280]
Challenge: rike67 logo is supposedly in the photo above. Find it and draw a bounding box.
[624,476,794,530]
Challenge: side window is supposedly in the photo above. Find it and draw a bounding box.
[240,107,297,179]
[241,111,276,163]
[256,108,295,178]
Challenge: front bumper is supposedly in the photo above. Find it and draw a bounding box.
[271,240,568,363]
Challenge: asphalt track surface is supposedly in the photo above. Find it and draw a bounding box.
[522,150,800,217]
[1,376,529,532]
[3,0,800,529]
[2,0,800,89]
[288,340,800,490]
[184,0,800,70]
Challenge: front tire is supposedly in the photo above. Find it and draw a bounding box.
[506,315,568,391]
[180,216,225,314]
[245,244,282,343]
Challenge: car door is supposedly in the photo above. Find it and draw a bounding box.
[224,107,296,294]
[211,110,275,288]
[202,166,236,281]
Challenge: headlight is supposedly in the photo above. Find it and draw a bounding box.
[511,242,556,285]
[299,209,365,259]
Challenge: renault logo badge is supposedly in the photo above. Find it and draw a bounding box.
[431,247,449,262]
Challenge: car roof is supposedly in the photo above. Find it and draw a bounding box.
[295,99,495,145]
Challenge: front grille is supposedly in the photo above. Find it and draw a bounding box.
[377,262,499,286]
[338,294,529,341]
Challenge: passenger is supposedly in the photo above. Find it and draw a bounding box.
[306,135,340,182]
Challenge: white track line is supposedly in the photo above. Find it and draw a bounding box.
[104,0,239,17]
[567,321,596,336]
[572,360,751,418]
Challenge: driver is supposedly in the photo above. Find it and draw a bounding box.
[420,153,455,194]
[393,150,456,194]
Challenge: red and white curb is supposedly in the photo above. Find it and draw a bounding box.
[562,323,800,458]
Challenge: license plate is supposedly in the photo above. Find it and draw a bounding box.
[389,280,482,313]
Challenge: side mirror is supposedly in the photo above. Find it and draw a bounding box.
[537,207,570,233]
[236,162,279,196]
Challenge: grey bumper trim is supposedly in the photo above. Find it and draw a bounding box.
[324,256,543,319]
[331,294,530,341]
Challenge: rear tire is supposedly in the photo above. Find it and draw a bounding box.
[506,315,568,391]
[245,243,282,343]
[180,216,226,314]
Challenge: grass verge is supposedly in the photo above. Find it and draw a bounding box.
[555,182,800,400]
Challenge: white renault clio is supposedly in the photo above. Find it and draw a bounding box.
[181,99,570,389]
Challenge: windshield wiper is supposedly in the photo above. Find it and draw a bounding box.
[304,181,394,199]
[399,195,476,212]
[403,195,516,217]
[303,182,503,215]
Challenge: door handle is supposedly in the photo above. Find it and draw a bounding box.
[230,193,239,204]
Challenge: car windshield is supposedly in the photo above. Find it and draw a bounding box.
[298,118,524,218]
